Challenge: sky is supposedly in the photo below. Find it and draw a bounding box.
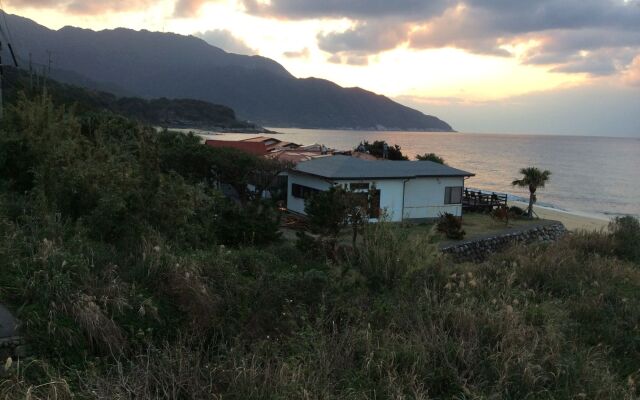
[2,0,640,136]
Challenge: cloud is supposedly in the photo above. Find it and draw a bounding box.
[241,0,452,20]
[283,47,310,59]
[408,5,512,57]
[4,0,156,14]
[242,0,640,78]
[8,0,639,80]
[316,20,411,65]
[196,29,255,54]
[173,0,206,17]
[317,21,410,55]
[327,53,369,66]
[624,55,640,86]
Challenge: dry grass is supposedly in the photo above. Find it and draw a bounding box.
[0,360,72,400]
[2,218,640,398]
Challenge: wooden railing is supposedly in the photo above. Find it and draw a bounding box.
[463,189,507,210]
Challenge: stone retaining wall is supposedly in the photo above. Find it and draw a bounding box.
[441,222,567,263]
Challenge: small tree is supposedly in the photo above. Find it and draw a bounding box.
[512,167,551,218]
[416,153,445,164]
[355,141,408,160]
[250,158,294,201]
[304,186,369,247]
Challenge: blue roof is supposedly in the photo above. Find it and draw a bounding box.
[293,155,474,180]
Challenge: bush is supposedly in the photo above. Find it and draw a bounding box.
[355,140,408,160]
[437,213,466,240]
[416,152,445,164]
[609,216,640,263]
[215,199,282,246]
[509,205,526,217]
[304,186,368,246]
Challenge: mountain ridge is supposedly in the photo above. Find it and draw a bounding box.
[1,13,454,132]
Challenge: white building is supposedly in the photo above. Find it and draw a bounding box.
[287,155,475,222]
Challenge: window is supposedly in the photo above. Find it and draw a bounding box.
[445,186,463,204]
[291,183,320,200]
[350,182,370,191]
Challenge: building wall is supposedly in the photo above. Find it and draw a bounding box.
[286,174,466,222]
[335,179,405,222]
[403,177,465,219]
[287,172,333,214]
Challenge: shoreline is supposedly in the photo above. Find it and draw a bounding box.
[511,201,610,232]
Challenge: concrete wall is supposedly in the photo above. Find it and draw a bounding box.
[287,172,332,214]
[403,177,465,220]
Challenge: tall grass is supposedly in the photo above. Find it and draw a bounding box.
[356,221,439,290]
[2,225,639,398]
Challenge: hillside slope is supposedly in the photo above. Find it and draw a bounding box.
[1,13,454,131]
[2,67,268,132]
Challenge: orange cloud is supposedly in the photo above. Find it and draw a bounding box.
[283,47,310,59]
[173,0,206,17]
[624,55,640,86]
[4,0,157,14]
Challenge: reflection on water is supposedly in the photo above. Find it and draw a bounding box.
[214,129,640,219]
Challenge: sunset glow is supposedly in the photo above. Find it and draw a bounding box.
[3,0,639,134]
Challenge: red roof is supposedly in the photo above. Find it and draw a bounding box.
[205,140,269,156]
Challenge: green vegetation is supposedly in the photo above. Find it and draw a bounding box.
[387,212,543,243]
[3,67,266,132]
[416,152,446,164]
[512,167,552,218]
[304,186,372,247]
[355,140,408,160]
[609,216,640,263]
[437,212,466,239]
[1,92,640,399]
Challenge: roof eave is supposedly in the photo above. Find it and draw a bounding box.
[291,169,475,180]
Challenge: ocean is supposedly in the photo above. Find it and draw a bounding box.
[209,129,640,220]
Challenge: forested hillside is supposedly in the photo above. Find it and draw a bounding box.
[2,67,268,132]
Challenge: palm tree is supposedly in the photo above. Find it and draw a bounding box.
[512,167,551,218]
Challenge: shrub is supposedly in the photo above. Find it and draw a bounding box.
[416,152,445,164]
[354,140,408,160]
[509,205,526,217]
[609,216,640,263]
[304,186,368,246]
[437,213,466,240]
[214,199,282,246]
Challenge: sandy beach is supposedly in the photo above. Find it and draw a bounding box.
[511,201,610,232]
